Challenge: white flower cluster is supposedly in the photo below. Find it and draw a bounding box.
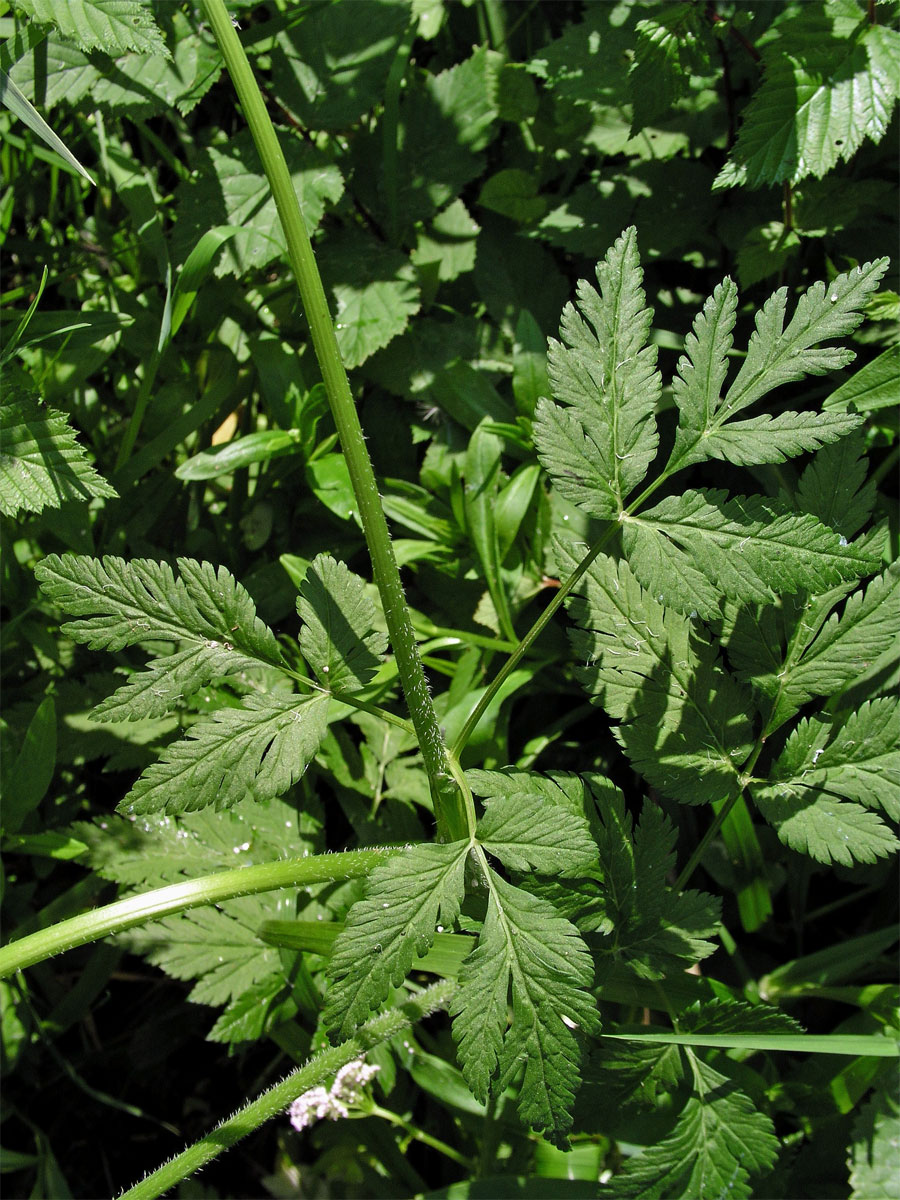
[288,1060,380,1131]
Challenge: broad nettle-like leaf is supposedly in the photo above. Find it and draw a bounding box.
[533,226,660,520]
[173,129,343,277]
[298,554,388,693]
[668,260,889,471]
[556,541,753,806]
[627,5,712,132]
[751,700,900,866]
[323,840,469,1037]
[715,14,900,190]
[451,866,599,1144]
[13,0,167,58]
[320,229,421,369]
[0,392,116,516]
[35,554,284,720]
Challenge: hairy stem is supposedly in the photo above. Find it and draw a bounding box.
[0,848,398,978]
[120,981,455,1200]
[201,0,468,842]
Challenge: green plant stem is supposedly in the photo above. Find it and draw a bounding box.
[120,981,456,1200]
[674,791,742,892]
[451,527,614,757]
[368,1102,474,1169]
[115,268,171,470]
[482,0,508,54]
[0,848,398,978]
[201,0,467,842]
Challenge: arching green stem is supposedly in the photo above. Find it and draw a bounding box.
[0,848,398,978]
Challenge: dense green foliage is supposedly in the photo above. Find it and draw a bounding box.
[1,1,898,1197]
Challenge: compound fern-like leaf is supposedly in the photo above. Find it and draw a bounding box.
[298,554,388,692]
[668,261,888,473]
[623,489,877,620]
[604,1055,779,1199]
[451,866,599,1143]
[324,841,468,1038]
[36,554,284,720]
[751,700,900,865]
[119,691,330,817]
[533,226,660,519]
[556,541,753,805]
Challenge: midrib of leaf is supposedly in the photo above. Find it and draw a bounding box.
[606,254,630,513]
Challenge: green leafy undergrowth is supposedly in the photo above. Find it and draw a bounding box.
[537,228,898,870]
[29,228,899,1188]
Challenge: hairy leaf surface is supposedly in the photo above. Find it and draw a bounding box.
[720,259,889,417]
[667,265,888,473]
[740,567,900,731]
[588,780,721,980]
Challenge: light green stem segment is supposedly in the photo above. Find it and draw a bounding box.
[0,848,397,978]
[200,0,468,843]
[120,981,455,1200]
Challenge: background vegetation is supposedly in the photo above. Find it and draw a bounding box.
[0,1,897,1197]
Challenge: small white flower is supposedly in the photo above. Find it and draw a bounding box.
[288,1060,380,1131]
